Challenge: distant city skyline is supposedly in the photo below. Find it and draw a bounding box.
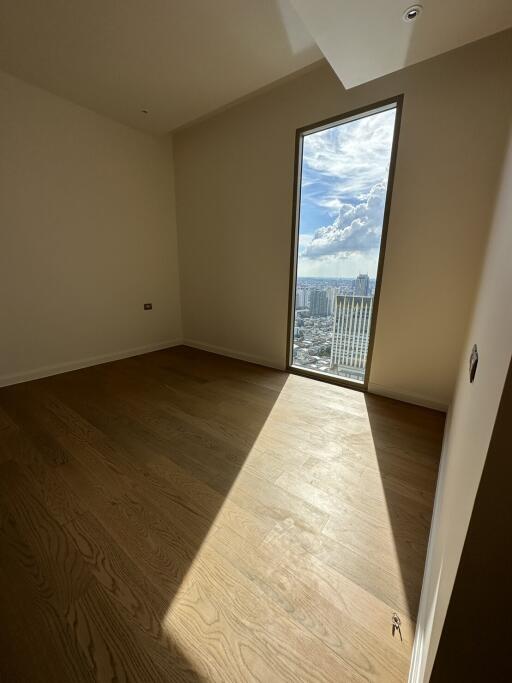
[292,274,376,381]
[297,107,396,278]
[292,105,396,381]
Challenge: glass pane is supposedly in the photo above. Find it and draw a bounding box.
[291,105,397,383]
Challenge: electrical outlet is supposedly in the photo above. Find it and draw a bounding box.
[144,303,153,310]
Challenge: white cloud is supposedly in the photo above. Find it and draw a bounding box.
[298,233,312,248]
[301,181,387,260]
[302,108,396,202]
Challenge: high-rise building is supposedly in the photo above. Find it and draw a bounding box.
[295,287,307,309]
[354,273,370,296]
[327,286,340,314]
[308,288,328,317]
[330,295,373,379]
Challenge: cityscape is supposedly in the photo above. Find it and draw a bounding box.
[291,105,397,383]
[292,274,376,382]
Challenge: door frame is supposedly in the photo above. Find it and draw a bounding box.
[286,94,404,391]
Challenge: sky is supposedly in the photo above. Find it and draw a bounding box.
[297,107,396,279]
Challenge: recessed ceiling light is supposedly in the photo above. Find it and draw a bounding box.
[402,5,423,22]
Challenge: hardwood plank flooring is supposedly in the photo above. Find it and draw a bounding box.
[0,346,444,682]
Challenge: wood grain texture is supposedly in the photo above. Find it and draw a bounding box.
[0,346,444,682]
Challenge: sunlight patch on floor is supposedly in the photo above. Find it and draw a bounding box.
[161,374,414,665]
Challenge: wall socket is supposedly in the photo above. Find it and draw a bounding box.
[144,303,153,310]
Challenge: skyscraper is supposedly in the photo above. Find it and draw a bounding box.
[330,295,373,380]
[308,288,328,317]
[327,286,341,314]
[354,273,370,296]
[295,288,307,309]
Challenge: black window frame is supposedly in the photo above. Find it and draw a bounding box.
[286,95,404,391]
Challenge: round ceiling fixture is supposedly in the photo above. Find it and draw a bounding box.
[402,5,423,22]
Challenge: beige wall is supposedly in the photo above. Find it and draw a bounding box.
[410,123,512,682]
[173,30,512,409]
[0,71,182,385]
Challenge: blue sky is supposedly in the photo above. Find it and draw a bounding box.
[297,107,396,278]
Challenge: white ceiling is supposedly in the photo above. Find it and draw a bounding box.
[1,2,510,135]
[0,0,322,133]
[290,0,512,89]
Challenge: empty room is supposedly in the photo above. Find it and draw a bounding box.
[1,2,511,681]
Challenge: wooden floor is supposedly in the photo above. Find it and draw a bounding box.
[0,346,444,682]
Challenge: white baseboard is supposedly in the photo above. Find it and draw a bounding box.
[182,338,285,371]
[408,623,428,683]
[4,336,448,413]
[182,341,448,411]
[368,381,448,412]
[0,338,183,388]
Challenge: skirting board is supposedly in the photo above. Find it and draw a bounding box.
[182,339,285,371]
[0,339,183,388]
[368,381,448,412]
[183,340,448,410]
[1,336,450,413]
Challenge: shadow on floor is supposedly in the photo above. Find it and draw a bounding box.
[0,345,288,682]
[0,346,445,680]
[364,392,445,618]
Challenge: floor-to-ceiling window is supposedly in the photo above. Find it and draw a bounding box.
[288,97,402,387]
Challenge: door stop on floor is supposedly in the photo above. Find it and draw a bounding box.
[392,613,403,641]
